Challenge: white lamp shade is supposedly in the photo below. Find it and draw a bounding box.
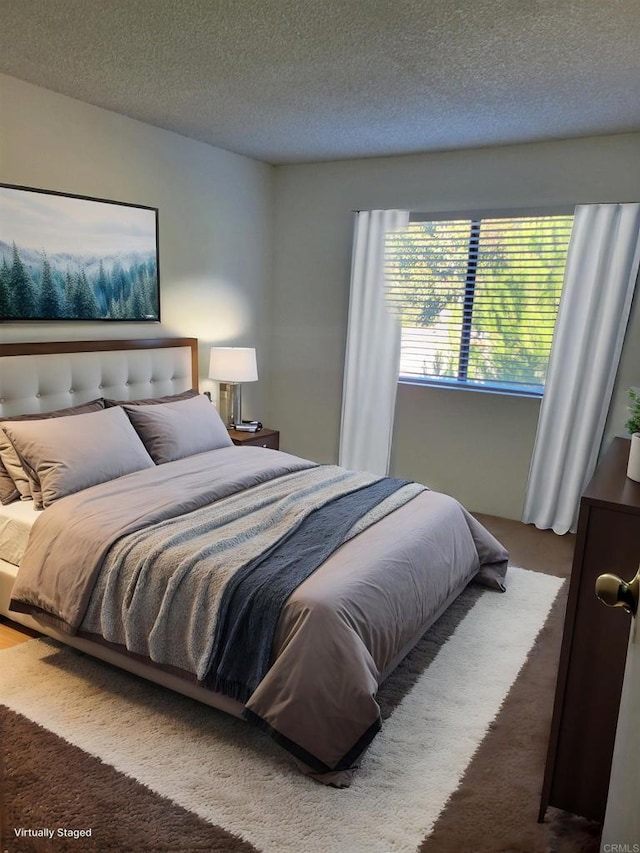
[208,347,258,382]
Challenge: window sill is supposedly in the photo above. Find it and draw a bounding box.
[398,376,544,400]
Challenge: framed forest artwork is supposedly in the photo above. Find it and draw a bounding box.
[0,184,160,322]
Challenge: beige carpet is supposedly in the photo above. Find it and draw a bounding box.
[1,567,561,853]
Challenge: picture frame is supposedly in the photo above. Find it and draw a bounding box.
[0,184,160,322]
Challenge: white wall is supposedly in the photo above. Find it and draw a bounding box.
[0,74,275,418]
[271,134,640,518]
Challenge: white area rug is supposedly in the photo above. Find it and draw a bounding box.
[0,566,563,853]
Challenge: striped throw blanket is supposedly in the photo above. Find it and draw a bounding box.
[81,465,425,700]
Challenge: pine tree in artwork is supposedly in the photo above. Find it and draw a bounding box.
[63,268,76,317]
[110,297,125,320]
[9,242,38,318]
[131,281,146,319]
[95,260,109,314]
[111,260,126,304]
[136,262,158,319]
[73,269,101,318]
[39,254,62,318]
[0,254,11,318]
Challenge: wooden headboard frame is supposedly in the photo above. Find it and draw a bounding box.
[0,337,199,419]
[0,337,198,378]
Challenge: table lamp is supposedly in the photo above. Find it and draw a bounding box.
[208,346,258,426]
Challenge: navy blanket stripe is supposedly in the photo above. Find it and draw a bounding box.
[206,476,409,702]
[243,707,382,775]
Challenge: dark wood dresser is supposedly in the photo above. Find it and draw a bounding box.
[539,437,640,823]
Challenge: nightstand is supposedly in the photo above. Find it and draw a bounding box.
[227,427,279,450]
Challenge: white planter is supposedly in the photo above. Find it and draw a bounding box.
[627,433,640,482]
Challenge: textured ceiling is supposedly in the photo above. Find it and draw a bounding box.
[1,0,639,165]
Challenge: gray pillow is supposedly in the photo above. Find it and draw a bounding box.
[0,398,105,505]
[2,406,155,509]
[104,389,198,408]
[123,394,232,464]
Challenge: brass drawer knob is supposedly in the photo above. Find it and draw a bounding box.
[595,568,639,616]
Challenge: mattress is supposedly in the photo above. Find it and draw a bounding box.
[0,500,39,566]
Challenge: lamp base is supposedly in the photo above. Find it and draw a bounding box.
[218,383,236,426]
[228,383,243,426]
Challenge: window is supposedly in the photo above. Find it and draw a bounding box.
[385,213,574,396]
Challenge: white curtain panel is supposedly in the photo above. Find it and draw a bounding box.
[523,203,640,534]
[339,209,410,475]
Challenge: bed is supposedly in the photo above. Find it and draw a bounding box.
[0,337,508,787]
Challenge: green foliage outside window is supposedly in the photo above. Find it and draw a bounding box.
[385,215,574,395]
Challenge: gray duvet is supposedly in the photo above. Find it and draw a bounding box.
[10,445,508,786]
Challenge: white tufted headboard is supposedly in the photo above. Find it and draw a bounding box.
[0,338,198,419]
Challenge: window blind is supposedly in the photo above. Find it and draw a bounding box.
[385,214,574,395]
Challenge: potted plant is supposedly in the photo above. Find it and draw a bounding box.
[625,387,640,482]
